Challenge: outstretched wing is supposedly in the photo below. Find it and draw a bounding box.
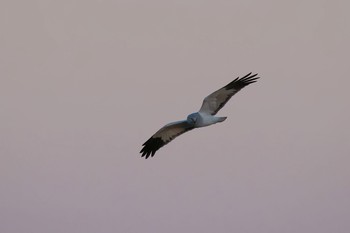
[140,120,195,159]
[199,73,259,115]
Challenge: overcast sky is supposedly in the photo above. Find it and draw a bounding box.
[1,0,349,232]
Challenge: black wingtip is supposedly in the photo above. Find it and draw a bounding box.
[140,137,164,159]
[225,72,260,90]
[241,72,252,78]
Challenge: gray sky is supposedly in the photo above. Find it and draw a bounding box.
[1,0,349,232]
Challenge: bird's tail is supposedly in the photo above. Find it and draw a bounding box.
[217,117,227,122]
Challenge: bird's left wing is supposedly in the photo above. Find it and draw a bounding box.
[199,73,259,115]
[140,120,195,159]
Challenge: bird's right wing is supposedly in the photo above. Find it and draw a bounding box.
[199,73,259,115]
[140,120,195,159]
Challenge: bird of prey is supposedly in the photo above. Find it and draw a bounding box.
[140,72,260,158]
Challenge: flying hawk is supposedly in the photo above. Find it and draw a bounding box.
[140,72,260,158]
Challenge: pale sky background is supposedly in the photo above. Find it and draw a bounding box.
[1,0,350,233]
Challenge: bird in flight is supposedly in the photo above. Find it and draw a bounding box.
[140,72,260,159]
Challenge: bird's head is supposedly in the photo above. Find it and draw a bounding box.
[187,113,198,125]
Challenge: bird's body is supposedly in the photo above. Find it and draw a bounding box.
[188,112,227,128]
[140,72,260,158]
